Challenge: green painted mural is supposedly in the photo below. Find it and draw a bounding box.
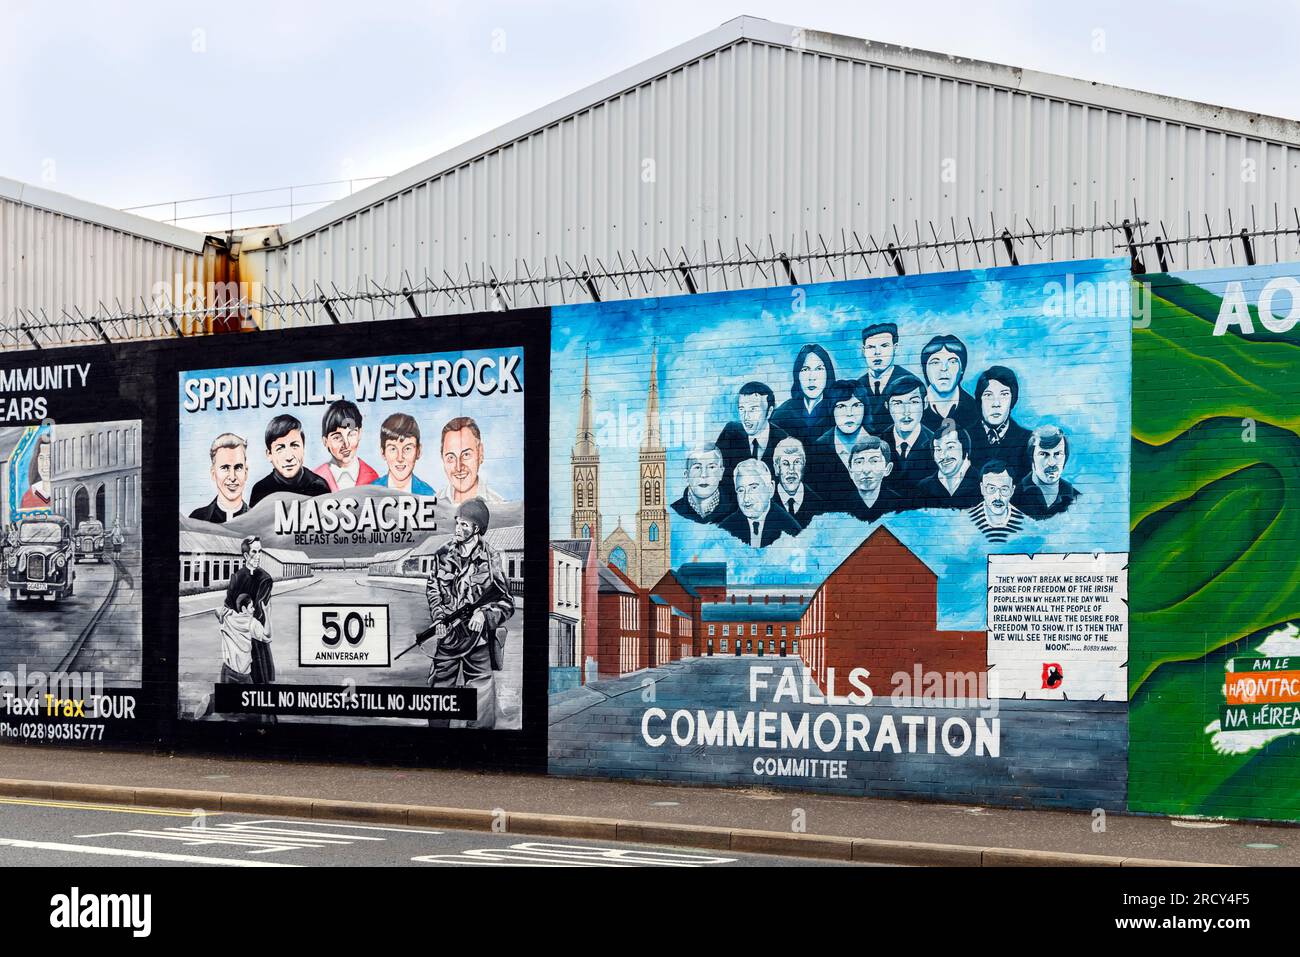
[1130,264,1300,820]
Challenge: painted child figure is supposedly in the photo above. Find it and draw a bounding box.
[214,593,270,685]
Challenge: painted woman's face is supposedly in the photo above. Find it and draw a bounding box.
[799,354,827,400]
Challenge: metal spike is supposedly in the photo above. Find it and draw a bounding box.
[927,220,945,270]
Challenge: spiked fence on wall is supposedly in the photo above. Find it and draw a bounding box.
[2,205,1298,350]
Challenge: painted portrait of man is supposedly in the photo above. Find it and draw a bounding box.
[671,442,729,525]
[845,437,902,522]
[858,322,916,434]
[438,416,504,505]
[970,365,1033,481]
[189,433,251,524]
[968,461,1027,543]
[919,334,979,434]
[373,413,436,496]
[1012,425,1079,519]
[248,414,330,508]
[917,424,981,509]
[314,399,379,492]
[770,436,824,528]
[715,381,789,492]
[719,459,800,548]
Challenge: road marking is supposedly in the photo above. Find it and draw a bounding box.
[414,841,737,867]
[0,836,298,867]
[0,796,209,817]
[76,818,444,855]
[76,828,349,853]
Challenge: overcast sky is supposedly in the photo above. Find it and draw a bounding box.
[3,0,1297,228]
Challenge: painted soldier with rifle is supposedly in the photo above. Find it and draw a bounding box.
[415,498,514,729]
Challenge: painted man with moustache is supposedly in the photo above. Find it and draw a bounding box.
[916,424,981,509]
[1012,425,1079,519]
[968,461,1027,544]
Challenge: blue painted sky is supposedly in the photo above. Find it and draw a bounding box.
[551,259,1132,628]
[179,347,524,515]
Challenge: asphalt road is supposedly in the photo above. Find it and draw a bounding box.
[0,796,872,867]
[0,550,140,682]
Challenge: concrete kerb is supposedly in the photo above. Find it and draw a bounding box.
[42,781,137,806]
[853,837,986,867]
[0,778,55,800]
[0,778,1219,866]
[312,799,411,826]
[507,812,621,840]
[730,828,855,861]
[615,820,733,850]
[219,792,316,817]
[982,847,1127,867]
[405,805,497,831]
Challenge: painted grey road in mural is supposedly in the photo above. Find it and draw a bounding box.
[0,799,862,867]
[0,540,142,684]
[177,569,524,727]
[550,656,1126,808]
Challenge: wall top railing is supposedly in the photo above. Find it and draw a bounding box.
[120,177,390,233]
[4,202,1298,351]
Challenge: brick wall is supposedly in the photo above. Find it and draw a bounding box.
[799,528,986,692]
[549,259,1133,809]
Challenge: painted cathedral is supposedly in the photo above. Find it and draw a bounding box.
[569,347,670,589]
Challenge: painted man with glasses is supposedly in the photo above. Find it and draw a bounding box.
[967,462,1027,544]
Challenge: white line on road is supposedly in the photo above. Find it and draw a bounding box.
[75,829,347,853]
[414,842,737,867]
[0,837,300,867]
[74,819,447,855]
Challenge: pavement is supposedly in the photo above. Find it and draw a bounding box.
[0,743,1294,865]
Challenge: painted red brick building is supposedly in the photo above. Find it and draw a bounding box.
[649,562,727,656]
[649,596,694,667]
[596,563,643,676]
[798,527,987,693]
[702,597,807,657]
[589,561,711,677]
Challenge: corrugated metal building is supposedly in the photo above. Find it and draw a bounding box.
[236,15,1300,324]
[4,15,1300,339]
[0,177,215,343]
